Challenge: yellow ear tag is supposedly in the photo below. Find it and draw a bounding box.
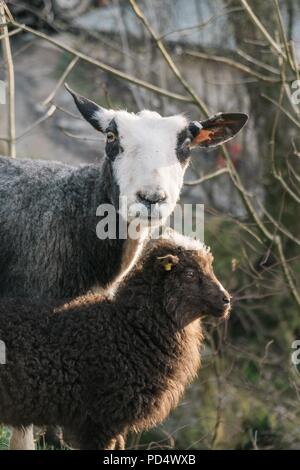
[164,263,173,271]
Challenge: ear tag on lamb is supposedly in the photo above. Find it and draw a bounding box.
[157,255,178,271]
[164,262,173,271]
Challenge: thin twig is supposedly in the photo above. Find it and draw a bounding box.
[266,75,300,308]
[128,0,209,116]
[0,26,22,41]
[240,0,286,59]
[9,19,193,105]
[258,201,300,247]
[262,93,300,129]
[0,38,36,68]
[287,159,300,184]
[272,0,295,72]
[113,0,145,109]
[157,6,243,41]
[55,103,84,120]
[185,50,280,83]
[184,168,228,186]
[0,1,16,157]
[274,171,300,204]
[16,104,56,141]
[60,130,101,142]
[267,78,300,205]
[275,236,300,306]
[42,56,79,106]
[236,47,280,75]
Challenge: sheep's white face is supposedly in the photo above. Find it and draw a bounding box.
[103,110,189,223]
[66,85,248,224]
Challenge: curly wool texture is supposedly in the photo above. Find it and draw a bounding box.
[0,239,220,449]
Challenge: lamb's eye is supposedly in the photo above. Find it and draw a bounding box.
[107,131,116,143]
[184,269,196,279]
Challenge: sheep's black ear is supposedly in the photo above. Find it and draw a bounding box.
[65,83,106,132]
[189,113,248,148]
[156,254,179,272]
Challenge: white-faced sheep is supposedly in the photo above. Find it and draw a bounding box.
[0,87,247,300]
[0,233,230,450]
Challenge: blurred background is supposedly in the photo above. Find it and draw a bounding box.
[1,0,300,450]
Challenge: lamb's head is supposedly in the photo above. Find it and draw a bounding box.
[66,84,247,224]
[143,232,230,328]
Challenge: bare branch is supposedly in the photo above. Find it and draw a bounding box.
[16,104,56,141]
[240,0,286,59]
[0,26,22,41]
[128,0,209,116]
[275,236,300,307]
[157,6,244,41]
[0,1,16,157]
[184,168,228,186]
[272,0,296,72]
[185,50,280,83]
[262,93,300,129]
[55,104,83,120]
[42,56,79,106]
[9,19,193,105]
[61,130,101,142]
[258,201,300,247]
[236,47,280,75]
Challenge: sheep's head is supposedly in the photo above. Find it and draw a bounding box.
[144,233,230,328]
[65,84,248,225]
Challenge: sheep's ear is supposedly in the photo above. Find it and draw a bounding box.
[189,113,248,148]
[156,254,179,272]
[64,83,114,133]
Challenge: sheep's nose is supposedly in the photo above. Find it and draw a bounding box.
[223,295,231,305]
[137,190,167,205]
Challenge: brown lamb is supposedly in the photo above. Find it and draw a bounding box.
[0,232,230,449]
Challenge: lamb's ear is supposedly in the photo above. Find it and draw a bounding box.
[189,113,248,148]
[64,83,114,132]
[156,254,179,272]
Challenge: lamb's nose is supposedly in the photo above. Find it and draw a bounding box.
[223,295,230,305]
[137,190,167,205]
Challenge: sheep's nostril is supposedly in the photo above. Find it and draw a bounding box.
[223,296,230,305]
[137,190,167,205]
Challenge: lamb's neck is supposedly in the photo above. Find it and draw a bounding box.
[116,275,178,338]
[116,271,203,351]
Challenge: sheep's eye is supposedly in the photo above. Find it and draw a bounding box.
[184,269,196,279]
[183,138,191,149]
[107,131,116,143]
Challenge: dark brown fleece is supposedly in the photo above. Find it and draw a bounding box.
[0,239,229,450]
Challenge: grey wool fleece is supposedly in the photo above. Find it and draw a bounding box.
[0,155,126,299]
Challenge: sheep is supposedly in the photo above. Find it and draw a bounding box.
[0,85,246,448]
[0,232,230,450]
